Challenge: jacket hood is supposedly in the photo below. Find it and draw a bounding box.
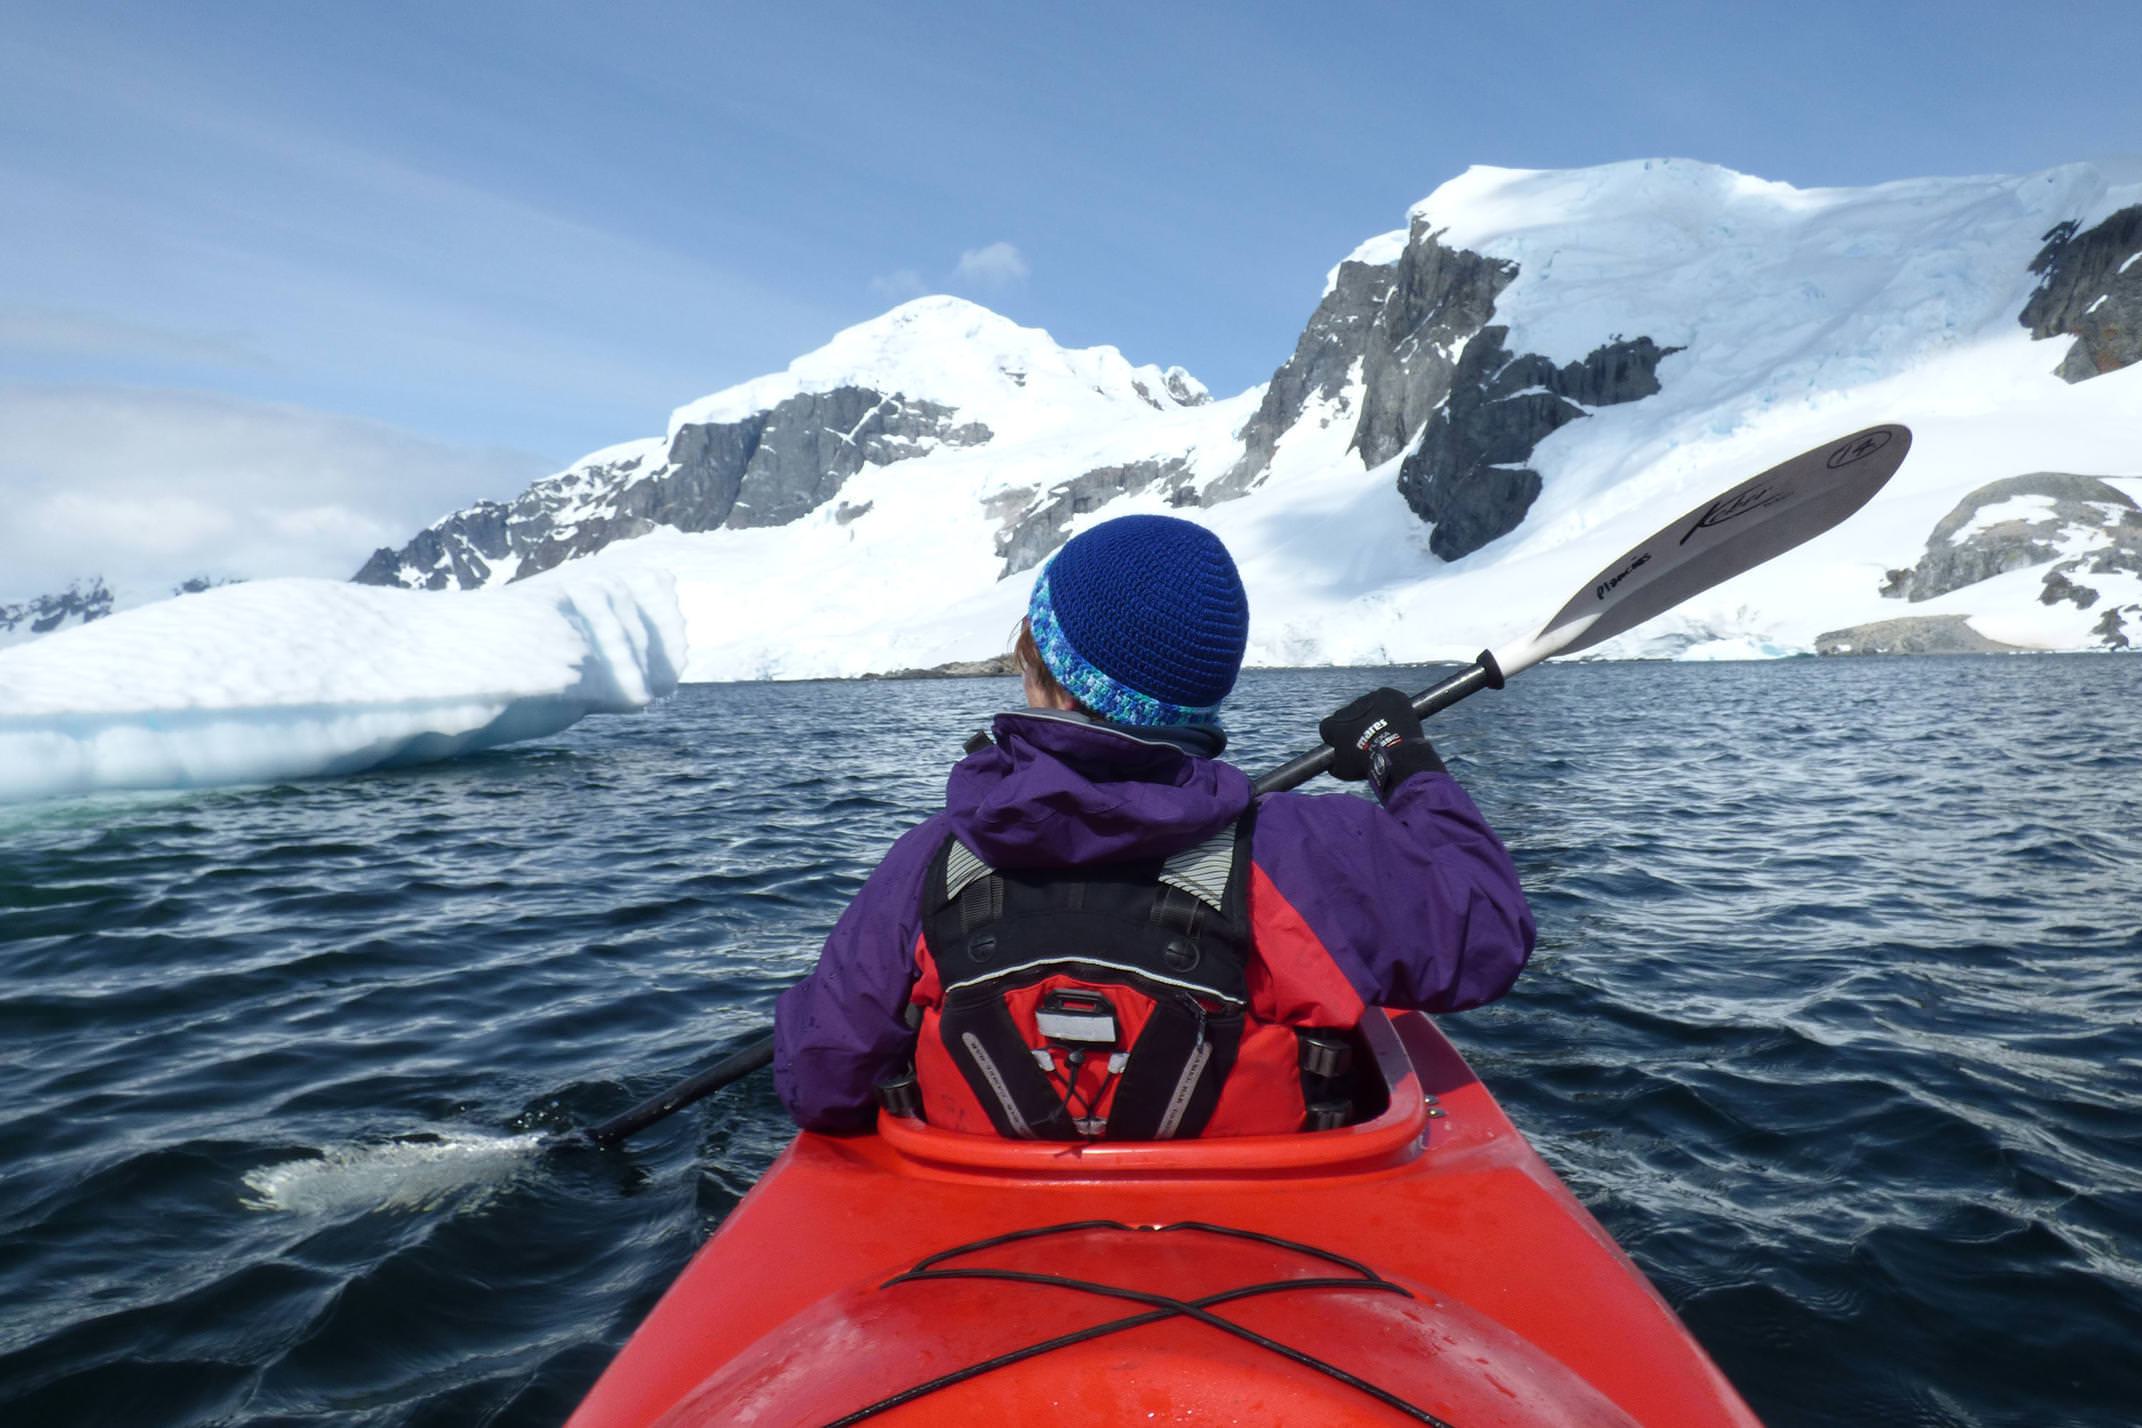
[944,711,1252,868]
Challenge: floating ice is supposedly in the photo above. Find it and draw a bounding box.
[0,569,686,803]
[241,1131,548,1216]
[1675,636,1807,662]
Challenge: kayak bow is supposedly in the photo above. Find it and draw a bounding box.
[569,1012,1757,1426]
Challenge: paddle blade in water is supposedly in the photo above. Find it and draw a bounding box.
[1505,424,1912,670]
[240,1131,545,1216]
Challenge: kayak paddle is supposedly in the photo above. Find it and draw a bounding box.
[585,421,1912,1147]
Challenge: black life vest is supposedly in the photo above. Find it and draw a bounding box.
[918,816,1254,1141]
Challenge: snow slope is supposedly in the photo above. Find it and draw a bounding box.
[667,295,1210,442]
[0,572,685,803]
[544,159,2141,678]
[1220,334,2142,665]
[541,384,1257,680]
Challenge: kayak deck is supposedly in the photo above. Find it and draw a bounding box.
[570,1013,1758,1426]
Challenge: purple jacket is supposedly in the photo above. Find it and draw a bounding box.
[773,711,1535,1132]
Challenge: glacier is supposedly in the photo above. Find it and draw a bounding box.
[347,158,2142,679]
[0,570,686,804]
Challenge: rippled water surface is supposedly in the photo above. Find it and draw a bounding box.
[3,660,2138,1426]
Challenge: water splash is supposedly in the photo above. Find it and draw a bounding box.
[241,1132,547,1216]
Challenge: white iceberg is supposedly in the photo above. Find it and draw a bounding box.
[0,569,686,804]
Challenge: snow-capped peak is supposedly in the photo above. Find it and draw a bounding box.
[666,295,1206,444]
[344,156,2142,682]
[1384,158,2139,377]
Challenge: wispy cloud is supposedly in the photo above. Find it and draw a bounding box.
[0,38,848,455]
[0,306,268,370]
[954,241,1030,287]
[868,268,929,303]
[870,242,1030,307]
[0,385,550,596]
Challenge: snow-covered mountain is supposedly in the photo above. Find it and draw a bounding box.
[0,576,244,650]
[352,299,1217,591]
[0,579,116,647]
[367,158,2142,678]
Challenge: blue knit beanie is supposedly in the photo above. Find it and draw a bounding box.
[1026,514,1248,727]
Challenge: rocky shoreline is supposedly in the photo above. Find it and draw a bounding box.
[850,639,2112,682]
[858,653,1020,680]
[1813,616,2028,656]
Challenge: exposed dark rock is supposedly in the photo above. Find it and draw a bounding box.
[172,575,243,596]
[356,501,519,589]
[2040,568,2099,609]
[2020,206,2142,381]
[0,577,115,638]
[1351,224,1521,468]
[2093,605,2137,650]
[993,457,1194,576]
[1397,328,1679,560]
[862,652,1020,680]
[0,575,249,646]
[354,443,656,590]
[1162,368,1209,407]
[1207,256,1403,503]
[353,388,992,590]
[1880,473,2140,603]
[1814,615,2027,656]
[1127,372,1204,411]
[720,388,991,530]
[1212,221,1676,560]
[1210,227,1524,506]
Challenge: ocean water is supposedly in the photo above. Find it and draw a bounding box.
[1,660,2136,1427]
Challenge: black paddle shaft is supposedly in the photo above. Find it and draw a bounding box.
[1249,652,1505,797]
[584,1032,776,1147]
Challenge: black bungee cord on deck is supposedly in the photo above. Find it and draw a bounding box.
[820,1220,1459,1428]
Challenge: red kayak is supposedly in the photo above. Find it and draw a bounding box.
[569,1011,1758,1426]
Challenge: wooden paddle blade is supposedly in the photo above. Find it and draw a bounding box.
[1516,423,1912,667]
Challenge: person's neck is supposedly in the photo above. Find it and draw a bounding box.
[1008,706,1228,757]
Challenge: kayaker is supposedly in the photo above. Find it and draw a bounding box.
[773,514,1534,1138]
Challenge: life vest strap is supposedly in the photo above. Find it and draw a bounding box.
[918,817,1257,1141]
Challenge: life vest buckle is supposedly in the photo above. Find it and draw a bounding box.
[1035,988,1120,1047]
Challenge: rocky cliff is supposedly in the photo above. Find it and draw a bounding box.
[1814,615,2026,656]
[2020,206,2142,382]
[1878,473,2142,648]
[1881,474,2141,602]
[354,387,997,590]
[1395,326,1678,560]
[1213,219,1677,558]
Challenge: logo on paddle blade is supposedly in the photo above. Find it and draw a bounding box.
[1826,430,1894,469]
[1679,482,1792,545]
[1595,551,1651,601]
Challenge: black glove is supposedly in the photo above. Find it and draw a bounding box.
[1318,688,1445,790]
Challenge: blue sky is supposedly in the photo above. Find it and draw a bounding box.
[3,0,2138,589]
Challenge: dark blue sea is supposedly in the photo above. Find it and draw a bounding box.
[2,660,2137,1427]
